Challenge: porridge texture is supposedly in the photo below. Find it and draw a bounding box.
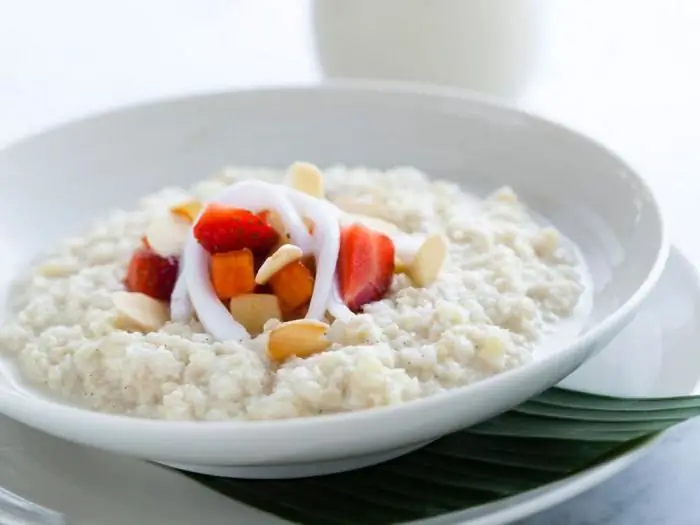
[0,167,584,420]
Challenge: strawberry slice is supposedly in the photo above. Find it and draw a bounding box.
[125,247,179,301]
[337,224,395,312]
[193,204,279,255]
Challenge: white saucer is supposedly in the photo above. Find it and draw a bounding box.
[0,246,696,525]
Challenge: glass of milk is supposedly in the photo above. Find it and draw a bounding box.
[311,0,542,99]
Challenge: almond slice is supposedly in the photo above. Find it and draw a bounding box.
[333,196,387,218]
[394,257,409,274]
[267,319,331,362]
[255,244,304,285]
[341,213,400,236]
[476,337,506,370]
[145,214,191,257]
[113,291,170,332]
[259,209,287,239]
[170,200,203,223]
[287,162,324,198]
[229,294,282,336]
[406,233,448,287]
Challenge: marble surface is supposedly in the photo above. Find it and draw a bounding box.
[0,1,699,523]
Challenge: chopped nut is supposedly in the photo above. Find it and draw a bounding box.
[37,260,78,277]
[113,291,170,332]
[145,214,190,257]
[170,200,203,222]
[477,337,506,369]
[340,213,400,237]
[287,162,324,198]
[406,233,448,287]
[229,294,282,335]
[267,319,331,362]
[255,244,304,285]
[394,257,409,274]
[333,197,387,218]
[260,209,287,239]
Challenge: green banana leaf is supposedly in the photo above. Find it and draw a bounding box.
[177,388,700,524]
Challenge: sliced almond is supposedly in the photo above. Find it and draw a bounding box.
[476,337,506,370]
[170,200,203,223]
[37,260,78,278]
[229,294,282,336]
[255,244,304,285]
[286,162,324,198]
[394,257,409,275]
[113,291,170,332]
[261,209,288,239]
[145,214,190,257]
[341,213,400,236]
[406,233,448,287]
[333,196,386,218]
[267,319,331,362]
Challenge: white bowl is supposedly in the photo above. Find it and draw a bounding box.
[0,82,668,478]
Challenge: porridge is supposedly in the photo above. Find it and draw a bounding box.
[0,164,586,420]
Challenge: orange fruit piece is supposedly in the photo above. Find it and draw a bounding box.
[269,260,315,312]
[210,249,256,300]
[284,302,309,322]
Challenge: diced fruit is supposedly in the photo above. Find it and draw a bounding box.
[406,233,448,287]
[194,204,279,255]
[210,249,256,300]
[229,293,282,335]
[145,214,190,257]
[284,302,309,322]
[112,291,170,332]
[267,319,331,362]
[286,162,324,198]
[125,247,179,301]
[269,260,315,312]
[255,244,304,285]
[301,254,316,275]
[171,200,203,222]
[337,224,395,312]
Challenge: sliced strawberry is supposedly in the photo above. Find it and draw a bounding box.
[125,247,179,301]
[193,204,279,255]
[337,224,395,312]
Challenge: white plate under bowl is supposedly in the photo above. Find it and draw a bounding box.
[1,247,695,525]
[0,82,667,477]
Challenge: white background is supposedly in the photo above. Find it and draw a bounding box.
[1,1,700,523]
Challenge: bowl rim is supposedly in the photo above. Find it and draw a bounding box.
[0,79,670,432]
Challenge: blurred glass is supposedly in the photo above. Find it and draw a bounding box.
[312,0,542,98]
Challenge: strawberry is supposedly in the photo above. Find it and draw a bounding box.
[193,204,279,255]
[125,247,179,301]
[337,224,395,312]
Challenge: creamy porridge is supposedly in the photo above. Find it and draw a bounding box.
[0,164,586,420]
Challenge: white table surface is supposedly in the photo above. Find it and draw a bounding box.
[1,1,699,523]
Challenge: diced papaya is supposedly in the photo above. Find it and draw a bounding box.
[284,302,309,322]
[210,249,256,300]
[171,201,203,223]
[301,254,316,275]
[269,260,314,312]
